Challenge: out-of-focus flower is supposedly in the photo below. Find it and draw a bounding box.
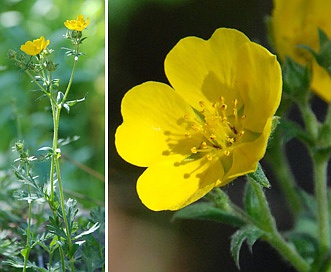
[272,0,331,102]
[20,36,50,56]
[115,28,282,211]
[64,14,90,31]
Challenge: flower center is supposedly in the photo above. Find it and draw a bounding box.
[185,97,245,160]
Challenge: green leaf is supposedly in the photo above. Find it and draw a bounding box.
[230,225,264,269]
[62,94,87,113]
[277,119,312,146]
[172,202,245,227]
[247,163,270,188]
[20,247,29,258]
[74,222,100,240]
[56,91,65,104]
[285,231,318,262]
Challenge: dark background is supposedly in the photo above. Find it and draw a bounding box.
[109,0,302,271]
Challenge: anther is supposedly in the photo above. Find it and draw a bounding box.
[227,137,235,145]
[191,124,200,131]
[201,142,207,149]
[191,147,198,154]
[185,133,191,138]
[206,154,213,161]
[224,150,230,156]
[221,104,227,111]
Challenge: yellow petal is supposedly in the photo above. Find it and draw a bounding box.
[311,61,331,103]
[235,42,282,132]
[115,81,199,167]
[137,154,223,211]
[165,28,250,109]
[224,119,272,181]
[272,0,313,62]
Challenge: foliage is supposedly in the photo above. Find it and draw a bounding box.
[0,1,105,270]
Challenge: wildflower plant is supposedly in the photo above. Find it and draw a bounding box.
[115,1,331,271]
[5,15,104,271]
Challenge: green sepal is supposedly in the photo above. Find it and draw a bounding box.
[172,202,245,227]
[282,57,311,98]
[247,163,270,188]
[244,181,261,221]
[230,225,265,269]
[299,28,331,75]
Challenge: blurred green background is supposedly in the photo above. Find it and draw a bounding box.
[109,0,299,272]
[0,0,105,207]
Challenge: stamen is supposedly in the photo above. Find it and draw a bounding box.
[210,134,216,140]
[232,99,238,121]
[201,142,207,149]
[227,137,235,146]
[182,96,245,162]
[206,154,213,161]
[191,124,201,131]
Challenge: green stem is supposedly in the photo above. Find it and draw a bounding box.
[298,101,319,140]
[312,152,330,253]
[263,232,310,272]
[249,178,310,272]
[51,103,74,271]
[49,51,79,272]
[23,165,32,272]
[59,246,66,272]
[63,56,78,102]
[267,129,302,217]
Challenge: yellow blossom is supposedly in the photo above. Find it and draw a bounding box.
[64,14,90,31]
[272,0,331,102]
[115,28,282,211]
[20,36,50,56]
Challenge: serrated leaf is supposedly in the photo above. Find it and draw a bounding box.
[172,202,245,227]
[230,225,264,269]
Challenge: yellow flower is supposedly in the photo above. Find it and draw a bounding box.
[272,0,331,102]
[115,28,282,211]
[20,36,50,56]
[64,14,90,31]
